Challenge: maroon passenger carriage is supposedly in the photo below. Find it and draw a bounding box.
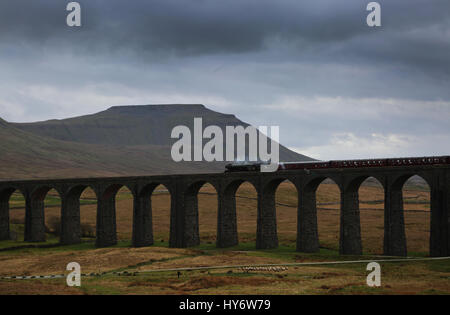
[225,156,450,172]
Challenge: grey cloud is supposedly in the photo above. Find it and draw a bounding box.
[0,0,449,159]
[0,0,449,81]
[0,1,447,56]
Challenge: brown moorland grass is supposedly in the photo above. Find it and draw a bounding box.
[2,179,443,295]
[1,256,448,295]
[8,181,431,254]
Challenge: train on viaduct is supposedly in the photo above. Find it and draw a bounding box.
[0,156,448,257]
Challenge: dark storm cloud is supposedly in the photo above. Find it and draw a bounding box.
[0,0,347,59]
[0,0,449,78]
[0,1,442,49]
[0,0,449,159]
[0,0,365,51]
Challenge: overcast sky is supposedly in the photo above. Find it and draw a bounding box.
[0,0,449,160]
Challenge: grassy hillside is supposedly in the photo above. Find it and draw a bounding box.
[1,104,312,179]
[0,118,225,179]
[12,104,310,162]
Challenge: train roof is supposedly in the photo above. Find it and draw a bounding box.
[280,156,450,164]
[279,161,328,164]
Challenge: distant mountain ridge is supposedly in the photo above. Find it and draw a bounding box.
[12,104,309,161]
[0,116,221,180]
[13,104,217,146]
[12,104,308,159]
[1,104,312,179]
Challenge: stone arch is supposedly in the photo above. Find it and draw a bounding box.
[66,184,97,200]
[304,175,342,193]
[98,184,133,201]
[133,182,172,247]
[138,182,174,198]
[261,177,298,248]
[388,173,431,256]
[391,173,431,192]
[25,185,63,242]
[0,186,25,241]
[182,180,219,247]
[346,175,385,255]
[61,184,97,245]
[299,176,342,253]
[345,175,386,192]
[95,183,133,247]
[218,179,259,248]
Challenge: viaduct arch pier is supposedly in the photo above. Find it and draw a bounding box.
[0,158,448,257]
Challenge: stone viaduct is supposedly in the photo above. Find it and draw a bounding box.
[0,164,448,257]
